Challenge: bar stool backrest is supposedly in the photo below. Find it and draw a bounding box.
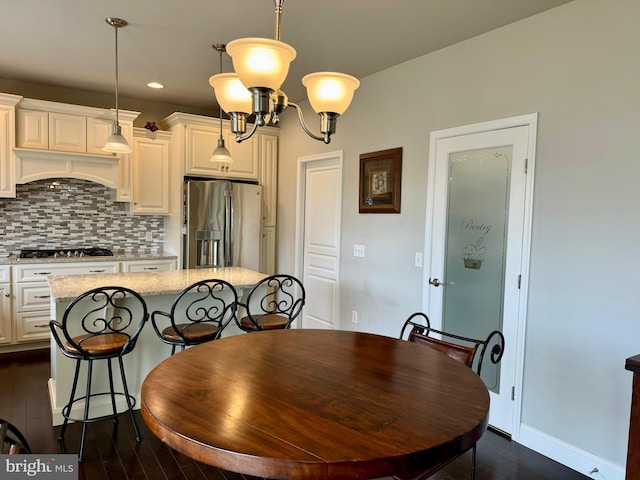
[237,274,305,331]
[50,286,148,360]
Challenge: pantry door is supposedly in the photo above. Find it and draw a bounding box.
[423,114,537,438]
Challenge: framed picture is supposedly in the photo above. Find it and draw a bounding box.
[359,147,402,213]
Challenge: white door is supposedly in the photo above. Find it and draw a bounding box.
[423,115,537,438]
[295,151,343,329]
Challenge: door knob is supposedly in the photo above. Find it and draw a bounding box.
[428,277,442,287]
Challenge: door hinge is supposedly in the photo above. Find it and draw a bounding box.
[517,274,521,289]
[524,158,528,174]
[512,386,515,401]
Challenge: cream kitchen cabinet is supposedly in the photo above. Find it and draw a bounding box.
[0,93,21,198]
[259,133,278,274]
[184,123,259,181]
[12,98,139,203]
[162,112,278,182]
[0,266,11,345]
[131,129,171,215]
[121,258,177,273]
[16,105,115,155]
[13,261,119,344]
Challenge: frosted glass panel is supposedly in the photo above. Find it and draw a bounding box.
[442,146,511,392]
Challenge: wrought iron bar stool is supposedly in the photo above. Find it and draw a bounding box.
[49,286,148,462]
[397,312,505,480]
[150,279,238,355]
[236,274,305,332]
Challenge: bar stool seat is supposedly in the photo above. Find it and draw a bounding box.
[151,279,237,355]
[49,286,148,462]
[159,323,221,343]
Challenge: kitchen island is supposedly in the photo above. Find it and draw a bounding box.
[47,266,267,425]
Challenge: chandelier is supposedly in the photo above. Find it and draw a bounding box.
[209,0,360,145]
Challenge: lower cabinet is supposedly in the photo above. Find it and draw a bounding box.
[0,266,11,344]
[13,262,120,343]
[121,259,177,273]
[0,258,179,350]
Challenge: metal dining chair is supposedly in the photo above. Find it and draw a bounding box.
[150,279,238,354]
[0,419,32,454]
[398,312,505,480]
[49,286,148,462]
[235,274,305,332]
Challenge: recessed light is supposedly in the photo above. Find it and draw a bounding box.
[147,82,164,89]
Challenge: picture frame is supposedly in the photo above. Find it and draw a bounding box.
[359,147,402,213]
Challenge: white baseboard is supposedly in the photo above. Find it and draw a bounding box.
[518,424,625,480]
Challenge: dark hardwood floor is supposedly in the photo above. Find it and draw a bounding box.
[0,349,588,480]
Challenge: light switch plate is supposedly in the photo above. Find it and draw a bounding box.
[353,244,365,257]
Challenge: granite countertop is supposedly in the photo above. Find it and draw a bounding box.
[0,252,178,266]
[48,266,268,302]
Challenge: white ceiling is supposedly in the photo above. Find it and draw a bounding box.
[0,0,573,112]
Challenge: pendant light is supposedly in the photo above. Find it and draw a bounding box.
[103,17,131,154]
[209,44,233,163]
[209,0,359,145]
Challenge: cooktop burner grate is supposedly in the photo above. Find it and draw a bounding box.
[19,247,114,259]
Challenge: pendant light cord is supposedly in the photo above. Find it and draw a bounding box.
[114,23,120,125]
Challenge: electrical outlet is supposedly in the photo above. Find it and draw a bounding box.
[145,232,153,241]
[351,310,358,324]
[353,244,365,257]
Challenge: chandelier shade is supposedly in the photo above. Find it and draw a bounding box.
[302,72,360,115]
[208,73,253,114]
[226,38,296,91]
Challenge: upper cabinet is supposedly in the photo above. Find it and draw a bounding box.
[0,93,21,198]
[15,100,134,156]
[9,98,139,200]
[185,124,259,181]
[162,112,278,182]
[131,129,171,215]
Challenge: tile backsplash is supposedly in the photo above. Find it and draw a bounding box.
[0,178,165,255]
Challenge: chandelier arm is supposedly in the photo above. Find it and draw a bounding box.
[288,102,331,144]
[235,121,260,143]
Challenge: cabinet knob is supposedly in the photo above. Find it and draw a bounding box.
[4,293,9,298]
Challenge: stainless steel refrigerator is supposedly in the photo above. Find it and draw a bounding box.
[183,180,262,270]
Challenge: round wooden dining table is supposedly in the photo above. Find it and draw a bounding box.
[141,329,489,480]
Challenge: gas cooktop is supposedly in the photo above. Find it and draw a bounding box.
[19,247,114,259]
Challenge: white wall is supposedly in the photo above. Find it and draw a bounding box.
[276,0,640,476]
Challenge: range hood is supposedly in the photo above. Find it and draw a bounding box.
[14,147,120,190]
